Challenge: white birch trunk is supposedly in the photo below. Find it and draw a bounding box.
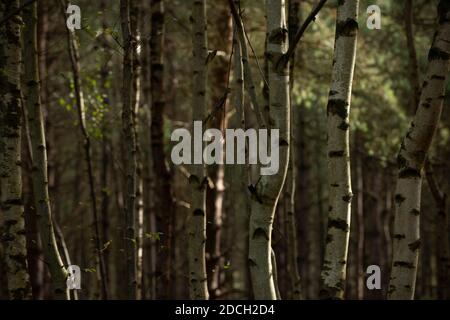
[388,1,450,300]
[320,0,359,300]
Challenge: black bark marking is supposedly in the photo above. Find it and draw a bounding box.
[279,138,289,147]
[252,227,269,241]
[428,47,450,61]
[268,27,288,45]
[329,90,338,96]
[393,261,414,269]
[327,99,348,119]
[193,209,205,217]
[409,208,420,216]
[326,234,333,244]
[399,168,421,179]
[336,18,358,37]
[328,218,349,232]
[394,194,406,204]
[342,194,353,203]
[328,150,345,158]
[408,239,421,251]
[393,234,406,240]
[337,121,349,131]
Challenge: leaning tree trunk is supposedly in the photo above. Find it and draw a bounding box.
[120,0,137,300]
[23,1,69,300]
[246,0,290,300]
[0,0,32,300]
[188,0,209,300]
[388,1,450,300]
[320,0,359,300]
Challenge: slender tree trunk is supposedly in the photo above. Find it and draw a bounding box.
[0,0,32,300]
[206,4,232,298]
[23,0,69,300]
[141,0,157,298]
[246,0,290,300]
[120,0,137,300]
[131,0,144,299]
[99,0,111,287]
[230,10,250,298]
[320,0,358,300]
[150,0,174,298]
[284,0,302,300]
[388,1,450,300]
[188,0,209,300]
[60,0,108,300]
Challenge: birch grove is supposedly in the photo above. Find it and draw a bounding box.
[0,0,449,302]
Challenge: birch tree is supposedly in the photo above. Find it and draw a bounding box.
[0,0,31,300]
[320,0,359,300]
[23,0,70,300]
[388,0,450,300]
[246,0,290,300]
[188,0,209,300]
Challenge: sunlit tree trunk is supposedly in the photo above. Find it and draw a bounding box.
[23,0,69,300]
[188,0,209,300]
[320,0,359,300]
[0,0,32,300]
[247,0,290,300]
[388,0,450,300]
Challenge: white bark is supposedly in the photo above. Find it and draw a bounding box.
[320,0,359,299]
[247,0,290,300]
[388,1,450,299]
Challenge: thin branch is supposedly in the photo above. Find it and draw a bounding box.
[241,16,269,89]
[228,0,266,128]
